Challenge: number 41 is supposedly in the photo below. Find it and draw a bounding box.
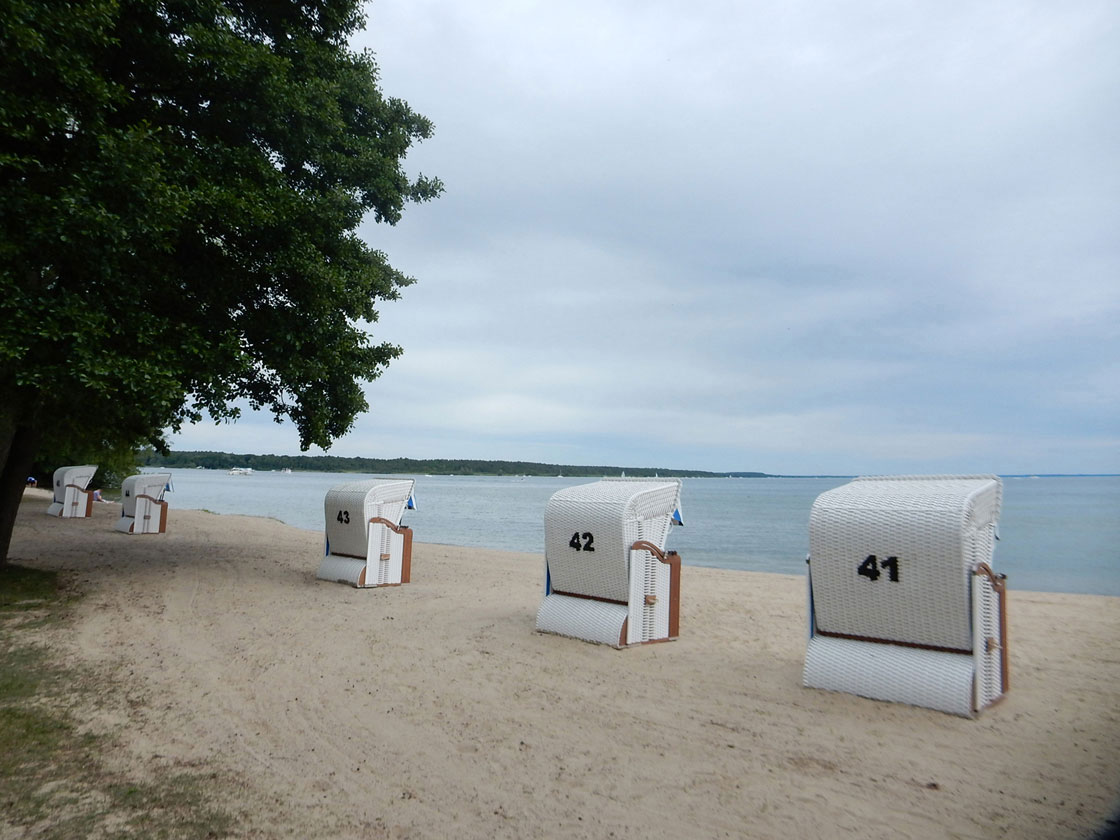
[858,554,899,582]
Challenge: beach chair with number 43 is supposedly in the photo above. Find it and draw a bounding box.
[536,478,685,647]
[317,479,416,588]
[803,475,1009,717]
[45,465,98,518]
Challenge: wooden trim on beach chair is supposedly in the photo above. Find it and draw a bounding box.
[368,517,409,532]
[400,526,413,584]
[549,590,628,606]
[814,629,972,656]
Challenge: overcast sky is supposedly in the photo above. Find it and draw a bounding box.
[170,0,1119,475]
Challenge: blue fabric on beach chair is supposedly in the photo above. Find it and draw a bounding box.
[803,475,1009,717]
[317,479,416,587]
[45,465,98,518]
[536,478,684,647]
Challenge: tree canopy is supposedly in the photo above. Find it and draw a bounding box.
[0,0,442,561]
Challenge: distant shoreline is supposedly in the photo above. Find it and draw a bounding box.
[142,449,780,478]
[140,450,1117,479]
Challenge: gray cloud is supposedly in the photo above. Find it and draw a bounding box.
[171,0,1120,474]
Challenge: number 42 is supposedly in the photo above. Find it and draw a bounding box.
[569,532,595,551]
[858,554,900,582]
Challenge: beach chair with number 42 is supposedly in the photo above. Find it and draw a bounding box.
[45,465,98,518]
[114,473,171,534]
[803,475,1009,717]
[317,479,417,588]
[536,478,685,647]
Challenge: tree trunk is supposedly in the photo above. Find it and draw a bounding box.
[0,423,41,567]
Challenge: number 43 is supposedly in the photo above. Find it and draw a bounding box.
[858,554,899,582]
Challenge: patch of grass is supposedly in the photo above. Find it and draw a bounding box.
[0,644,53,701]
[0,563,236,838]
[0,707,98,827]
[0,705,72,762]
[106,774,235,839]
[0,563,59,609]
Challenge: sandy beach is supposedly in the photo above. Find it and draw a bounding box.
[7,487,1120,839]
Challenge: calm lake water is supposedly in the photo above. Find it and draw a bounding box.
[153,470,1120,597]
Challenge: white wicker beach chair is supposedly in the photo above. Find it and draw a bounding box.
[45,465,98,518]
[803,475,1009,717]
[114,473,171,534]
[317,479,416,587]
[536,478,685,647]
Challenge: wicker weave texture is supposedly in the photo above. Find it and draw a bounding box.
[544,479,681,602]
[803,635,976,717]
[316,556,367,587]
[809,475,1001,651]
[536,594,629,647]
[627,546,670,643]
[367,523,405,586]
[972,575,1003,709]
[323,479,414,559]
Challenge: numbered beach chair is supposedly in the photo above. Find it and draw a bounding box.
[317,479,416,587]
[536,478,684,647]
[45,465,98,518]
[803,475,1009,717]
[114,473,171,534]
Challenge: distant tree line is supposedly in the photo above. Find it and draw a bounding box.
[140,450,773,479]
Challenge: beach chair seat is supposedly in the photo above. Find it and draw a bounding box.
[317,479,416,587]
[536,478,684,647]
[114,473,171,534]
[803,475,1008,717]
[45,465,98,518]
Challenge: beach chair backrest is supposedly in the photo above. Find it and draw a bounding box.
[52,465,98,504]
[545,479,682,603]
[809,475,1002,652]
[324,479,415,559]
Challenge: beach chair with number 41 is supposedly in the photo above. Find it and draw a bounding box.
[803,475,1009,717]
[536,478,685,647]
[317,479,416,588]
[114,473,171,534]
[45,465,98,518]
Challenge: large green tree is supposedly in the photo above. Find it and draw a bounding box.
[0,0,442,562]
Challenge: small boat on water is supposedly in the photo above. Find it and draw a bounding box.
[228,467,253,476]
